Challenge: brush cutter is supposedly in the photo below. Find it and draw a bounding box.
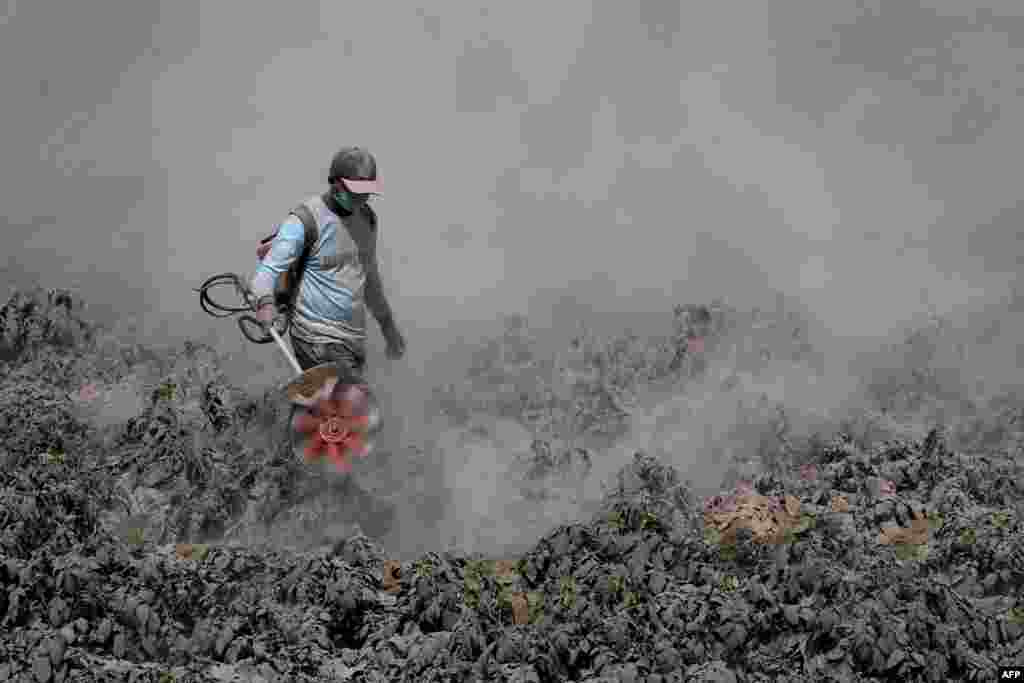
[195,273,382,473]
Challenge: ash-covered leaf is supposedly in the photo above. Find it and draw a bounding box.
[991,511,1012,529]
[2,289,1022,682]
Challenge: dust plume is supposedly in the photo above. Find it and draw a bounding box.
[3,1,1022,558]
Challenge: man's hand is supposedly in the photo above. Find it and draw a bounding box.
[383,322,406,360]
[256,305,288,336]
[256,303,276,325]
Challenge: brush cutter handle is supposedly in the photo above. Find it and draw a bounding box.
[238,312,288,345]
[196,271,295,346]
[238,314,274,344]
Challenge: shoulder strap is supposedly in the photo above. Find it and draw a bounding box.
[290,204,320,253]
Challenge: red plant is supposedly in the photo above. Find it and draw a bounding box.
[735,480,755,497]
[76,382,100,402]
[292,384,372,472]
[704,494,738,514]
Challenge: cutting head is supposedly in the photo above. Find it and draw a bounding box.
[283,363,382,472]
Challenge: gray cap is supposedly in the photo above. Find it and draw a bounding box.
[328,146,382,194]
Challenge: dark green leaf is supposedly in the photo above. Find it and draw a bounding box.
[885,649,906,669]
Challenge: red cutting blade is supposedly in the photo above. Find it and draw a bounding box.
[289,380,380,472]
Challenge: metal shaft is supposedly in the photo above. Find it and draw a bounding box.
[267,325,304,376]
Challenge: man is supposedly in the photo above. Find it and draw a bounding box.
[249,147,404,543]
[250,146,406,379]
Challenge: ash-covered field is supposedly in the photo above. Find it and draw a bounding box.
[0,287,1021,682]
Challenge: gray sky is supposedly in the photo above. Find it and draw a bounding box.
[3,0,1022,394]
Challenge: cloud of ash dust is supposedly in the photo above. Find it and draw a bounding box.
[406,303,876,559]
[396,285,1024,560]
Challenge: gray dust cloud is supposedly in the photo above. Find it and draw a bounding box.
[3,1,1022,558]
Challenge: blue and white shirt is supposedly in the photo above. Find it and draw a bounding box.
[250,194,392,350]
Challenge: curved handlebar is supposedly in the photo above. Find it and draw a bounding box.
[195,272,292,343]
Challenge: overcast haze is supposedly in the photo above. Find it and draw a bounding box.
[3,2,1024,552]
